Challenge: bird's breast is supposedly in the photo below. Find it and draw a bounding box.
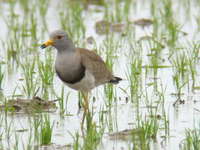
[55,52,85,84]
[65,69,96,92]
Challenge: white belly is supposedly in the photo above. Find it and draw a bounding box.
[65,70,95,92]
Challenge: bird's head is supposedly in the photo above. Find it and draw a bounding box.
[41,30,74,51]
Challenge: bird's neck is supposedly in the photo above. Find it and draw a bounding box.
[55,49,82,83]
[55,39,75,52]
[56,48,79,65]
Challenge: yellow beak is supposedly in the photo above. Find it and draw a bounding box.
[41,39,54,49]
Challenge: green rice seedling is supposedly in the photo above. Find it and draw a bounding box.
[191,42,200,60]
[4,115,13,146]
[54,86,70,115]
[58,86,65,115]
[59,1,85,46]
[5,1,17,23]
[0,113,4,143]
[0,90,4,101]
[0,64,4,89]
[104,107,115,132]
[140,118,159,139]
[166,22,180,50]
[158,83,169,136]
[196,16,200,32]
[187,55,197,89]
[132,117,159,150]
[104,1,115,22]
[38,0,49,28]
[141,80,169,139]
[171,52,189,80]
[103,79,114,106]
[29,12,38,42]
[147,38,164,63]
[181,127,200,150]
[126,57,142,103]
[19,0,30,14]
[71,108,104,149]
[102,34,120,108]
[40,115,54,145]
[104,0,132,22]
[172,72,187,102]
[5,2,38,54]
[161,0,173,30]
[22,130,34,150]
[20,58,39,98]
[98,106,106,127]
[38,0,49,16]
[4,4,21,38]
[171,52,190,100]
[29,115,52,148]
[146,39,164,81]
[0,128,2,141]
[13,133,19,150]
[103,94,119,133]
[32,115,41,145]
[151,0,180,53]
[161,0,180,49]
[4,38,20,68]
[125,42,143,122]
[186,43,200,89]
[3,10,34,70]
[72,132,80,150]
[104,84,114,108]
[2,30,23,69]
[21,14,39,52]
[138,36,167,92]
[113,0,124,22]
[17,9,38,49]
[37,52,54,99]
[82,121,104,150]
[103,79,114,108]
[123,0,132,21]
[150,0,160,36]
[163,111,169,136]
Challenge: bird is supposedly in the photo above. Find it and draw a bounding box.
[41,30,122,125]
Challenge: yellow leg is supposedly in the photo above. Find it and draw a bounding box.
[81,91,90,135]
[82,92,89,113]
[81,109,86,136]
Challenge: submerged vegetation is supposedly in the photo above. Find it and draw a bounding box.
[0,0,200,149]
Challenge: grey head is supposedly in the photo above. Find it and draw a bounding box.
[41,30,75,51]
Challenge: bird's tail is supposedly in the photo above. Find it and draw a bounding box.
[109,76,122,84]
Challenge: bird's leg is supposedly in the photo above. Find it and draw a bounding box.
[77,92,82,114]
[82,92,89,113]
[81,110,86,137]
[81,91,90,133]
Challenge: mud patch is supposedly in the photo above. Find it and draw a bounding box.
[109,129,141,141]
[0,96,57,113]
[133,18,153,27]
[95,20,126,35]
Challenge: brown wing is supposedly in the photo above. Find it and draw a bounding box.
[77,48,114,86]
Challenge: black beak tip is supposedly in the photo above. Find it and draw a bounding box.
[40,44,46,49]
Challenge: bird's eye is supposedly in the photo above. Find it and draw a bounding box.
[57,35,63,39]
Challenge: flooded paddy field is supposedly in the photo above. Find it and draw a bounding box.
[0,0,200,149]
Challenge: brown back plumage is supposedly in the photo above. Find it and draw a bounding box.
[77,48,115,86]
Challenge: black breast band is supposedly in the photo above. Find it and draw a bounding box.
[56,65,86,84]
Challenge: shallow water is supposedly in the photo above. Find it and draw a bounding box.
[0,0,200,149]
